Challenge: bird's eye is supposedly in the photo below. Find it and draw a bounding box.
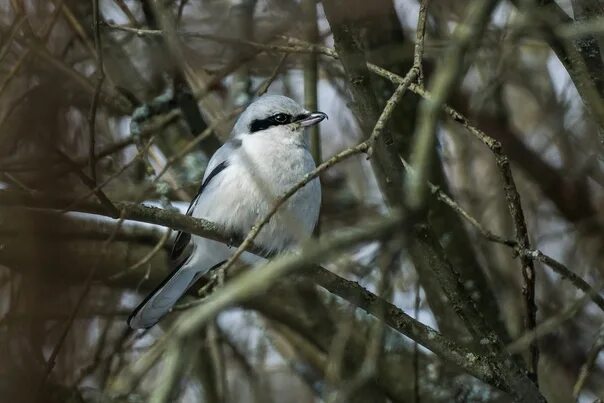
[272,113,290,124]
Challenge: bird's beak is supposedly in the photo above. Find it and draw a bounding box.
[298,111,328,127]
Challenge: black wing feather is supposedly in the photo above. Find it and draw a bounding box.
[127,160,230,329]
[170,160,230,262]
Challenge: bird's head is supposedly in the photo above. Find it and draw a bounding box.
[232,95,327,140]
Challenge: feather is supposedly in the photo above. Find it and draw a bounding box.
[127,157,231,329]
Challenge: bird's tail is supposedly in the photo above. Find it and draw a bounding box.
[128,237,234,329]
[127,267,203,329]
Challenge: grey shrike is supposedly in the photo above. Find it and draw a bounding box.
[128,95,327,329]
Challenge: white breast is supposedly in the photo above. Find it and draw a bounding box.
[191,131,321,253]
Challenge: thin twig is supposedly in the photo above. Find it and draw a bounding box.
[112,0,139,27]
[64,101,230,211]
[329,243,399,403]
[404,0,499,210]
[137,108,241,200]
[215,142,369,276]
[507,285,602,354]
[366,0,429,158]
[413,279,421,403]
[72,317,114,386]
[1,172,34,193]
[413,0,430,85]
[61,136,156,214]
[89,0,105,184]
[364,0,430,159]
[254,53,288,96]
[400,157,604,312]
[0,15,26,66]
[573,324,604,398]
[302,0,321,168]
[54,148,120,217]
[104,22,331,57]
[109,229,171,280]
[366,78,414,158]
[0,1,64,97]
[519,250,604,312]
[53,0,97,57]
[496,145,540,385]
[36,207,130,396]
[149,337,191,403]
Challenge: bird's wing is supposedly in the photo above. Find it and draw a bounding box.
[127,141,239,329]
[170,159,229,263]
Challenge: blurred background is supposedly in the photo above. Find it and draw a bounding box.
[0,0,603,402]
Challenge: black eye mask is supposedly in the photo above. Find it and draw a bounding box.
[249,112,310,133]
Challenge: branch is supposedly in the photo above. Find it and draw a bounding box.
[507,285,602,354]
[322,0,405,207]
[111,209,526,398]
[302,0,322,167]
[88,0,105,184]
[0,190,230,246]
[405,0,499,210]
[111,212,406,392]
[453,94,597,223]
[510,0,604,128]
[519,250,604,312]
[573,323,604,398]
[2,191,510,395]
[399,158,604,313]
[306,266,502,390]
[374,64,542,382]
[300,16,541,396]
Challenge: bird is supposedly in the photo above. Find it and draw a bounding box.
[128,95,327,329]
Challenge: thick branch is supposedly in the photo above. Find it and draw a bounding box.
[322,0,405,206]
[2,191,513,395]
